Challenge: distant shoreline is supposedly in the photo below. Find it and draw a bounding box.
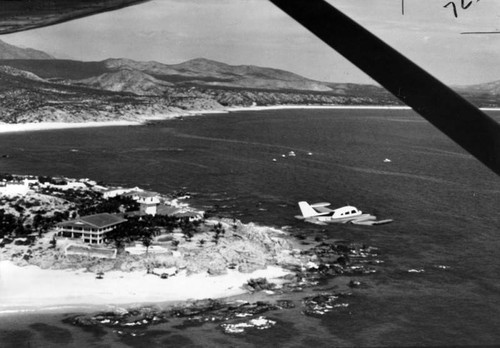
[0,104,498,134]
[226,105,412,112]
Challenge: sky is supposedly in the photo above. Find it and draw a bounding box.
[3,0,500,85]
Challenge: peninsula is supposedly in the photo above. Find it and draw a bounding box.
[0,173,381,314]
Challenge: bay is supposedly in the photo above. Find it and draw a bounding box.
[0,108,499,347]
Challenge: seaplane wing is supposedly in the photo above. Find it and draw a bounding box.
[310,202,331,208]
[310,202,334,214]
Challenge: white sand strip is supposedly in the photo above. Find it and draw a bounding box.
[1,105,497,135]
[0,110,227,134]
[0,261,290,313]
[227,105,500,112]
[0,120,141,134]
[227,105,413,112]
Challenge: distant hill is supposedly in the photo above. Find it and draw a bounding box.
[0,39,54,59]
[76,69,174,96]
[0,65,45,82]
[453,81,500,108]
[0,59,109,80]
[455,80,500,96]
[0,57,383,96]
[103,57,334,92]
[0,40,392,97]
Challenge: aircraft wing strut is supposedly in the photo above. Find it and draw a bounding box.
[269,0,500,177]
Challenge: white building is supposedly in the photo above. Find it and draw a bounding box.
[0,180,30,197]
[57,213,127,244]
[40,181,88,191]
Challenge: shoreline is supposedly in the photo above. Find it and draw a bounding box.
[0,260,291,315]
[226,104,412,112]
[1,104,499,134]
[0,174,303,317]
[0,110,228,134]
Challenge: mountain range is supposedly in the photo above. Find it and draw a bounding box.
[0,39,399,99]
[0,39,499,124]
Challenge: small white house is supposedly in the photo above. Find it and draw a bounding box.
[138,196,160,216]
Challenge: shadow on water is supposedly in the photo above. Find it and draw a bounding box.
[29,323,74,345]
[0,330,34,348]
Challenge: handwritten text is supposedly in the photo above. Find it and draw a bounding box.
[402,0,480,18]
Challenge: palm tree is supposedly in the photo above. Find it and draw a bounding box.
[113,236,125,252]
[50,235,57,248]
[142,232,153,255]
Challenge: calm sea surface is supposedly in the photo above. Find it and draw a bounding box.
[0,108,499,347]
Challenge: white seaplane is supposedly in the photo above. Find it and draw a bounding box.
[295,201,393,226]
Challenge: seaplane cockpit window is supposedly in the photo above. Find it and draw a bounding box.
[351,210,356,214]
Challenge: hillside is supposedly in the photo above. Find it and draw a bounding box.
[0,66,191,124]
[0,57,397,100]
[0,64,400,124]
[453,81,500,108]
[105,57,334,92]
[77,69,174,96]
[0,39,53,60]
[0,59,109,80]
[455,80,500,96]
[0,41,423,100]
[3,55,499,108]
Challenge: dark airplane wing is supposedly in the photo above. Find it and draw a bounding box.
[0,0,150,34]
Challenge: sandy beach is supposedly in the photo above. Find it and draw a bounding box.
[226,105,413,112]
[0,260,290,314]
[1,104,498,135]
[0,109,229,134]
[0,120,142,134]
[0,105,406,134]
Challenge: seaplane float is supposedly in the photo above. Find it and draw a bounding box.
[295,201,393,226]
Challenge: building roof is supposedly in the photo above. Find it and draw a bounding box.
[174,211,202,218]
[156,205,181,216]
[138,196,160,204]
[59,213,127,229]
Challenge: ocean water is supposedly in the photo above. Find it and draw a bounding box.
[0,108,499,347]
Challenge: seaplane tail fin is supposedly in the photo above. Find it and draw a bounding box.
[298,201,320,218]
